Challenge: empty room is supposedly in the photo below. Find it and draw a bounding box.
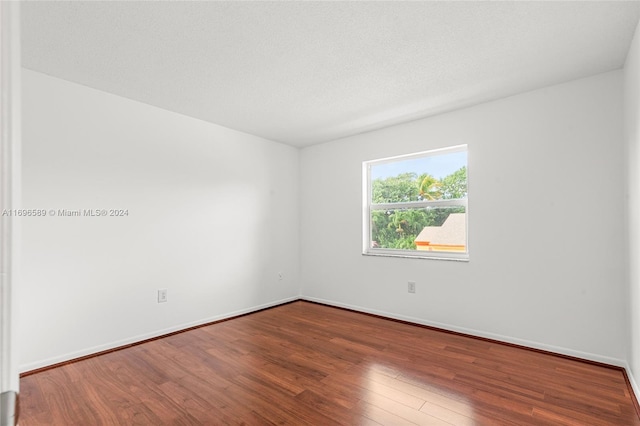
[3,0,640,424]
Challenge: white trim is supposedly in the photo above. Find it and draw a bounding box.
[362,162,371,253]
[371,198,467,210]
[363,250,469,262]
[19,296,299,373]
[625,362,640,406]
[0,0,20,400]
[364,144,468,166]
[20,293,640,408]
[363,145,468,261]
[301,296,628,368]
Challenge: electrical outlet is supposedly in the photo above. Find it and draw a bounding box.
[158,289,167,303]
[408,281,416,293]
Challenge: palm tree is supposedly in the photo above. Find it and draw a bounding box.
[418,174,442,200]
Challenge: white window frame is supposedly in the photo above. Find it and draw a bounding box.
[362,145,469,261]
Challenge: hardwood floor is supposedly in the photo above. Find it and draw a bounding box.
[19,301,640,425]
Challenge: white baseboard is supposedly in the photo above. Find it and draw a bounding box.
[625,362,640,405]
[22,292,636,408]
[301,296,628,368]
[19,296,299,373]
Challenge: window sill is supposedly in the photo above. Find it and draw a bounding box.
[362,251,469,262]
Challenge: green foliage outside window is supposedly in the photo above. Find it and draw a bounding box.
[371,167,466,249]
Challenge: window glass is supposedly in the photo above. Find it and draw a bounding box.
[364,146,468,260]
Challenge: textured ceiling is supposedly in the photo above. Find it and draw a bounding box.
[21,1,640,147]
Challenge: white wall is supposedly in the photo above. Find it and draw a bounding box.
[300,71,627,364]
[19,69,300,371]
[626,20,640,389]
[20,63,632,372]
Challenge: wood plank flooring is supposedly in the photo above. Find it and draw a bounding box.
[19,301,640,425]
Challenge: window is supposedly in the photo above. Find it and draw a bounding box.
[363,145,468,260]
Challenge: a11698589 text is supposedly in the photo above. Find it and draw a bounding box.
[1,209,129,217]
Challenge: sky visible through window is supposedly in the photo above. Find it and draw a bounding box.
[371,151,467,180]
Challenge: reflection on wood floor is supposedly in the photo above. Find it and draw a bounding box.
[19,301,640,425]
